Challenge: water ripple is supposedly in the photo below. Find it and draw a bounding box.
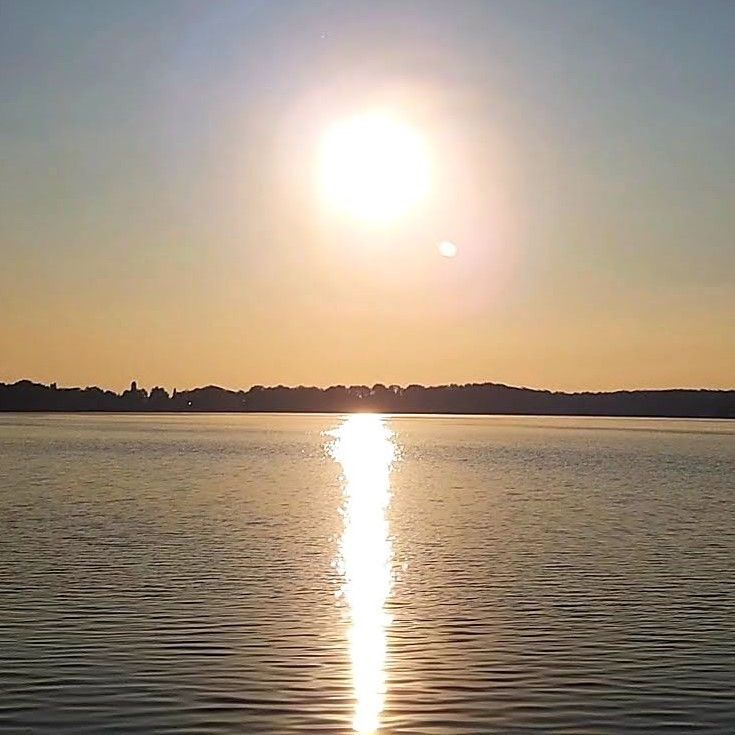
[0,414,733,733]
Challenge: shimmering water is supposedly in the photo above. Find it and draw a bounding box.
[0,413,733,734]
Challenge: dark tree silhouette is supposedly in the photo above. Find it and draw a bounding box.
[0,379,733,417]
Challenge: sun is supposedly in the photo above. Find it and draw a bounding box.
[319,111,431,225]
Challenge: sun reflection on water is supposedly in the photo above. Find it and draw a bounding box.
[329,414,395,734]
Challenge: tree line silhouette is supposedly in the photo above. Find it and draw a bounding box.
[1,379,733,417]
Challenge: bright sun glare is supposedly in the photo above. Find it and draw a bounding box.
[329,414,395,734]
[319,112,431,225]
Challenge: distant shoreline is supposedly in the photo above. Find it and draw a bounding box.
[2,380,733,419]
[1,411,734,421]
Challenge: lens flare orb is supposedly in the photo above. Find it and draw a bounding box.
[438,240,458,258]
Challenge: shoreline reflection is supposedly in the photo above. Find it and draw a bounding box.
[329,415,395,734]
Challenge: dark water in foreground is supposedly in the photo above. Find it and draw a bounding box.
[0,413,733,734]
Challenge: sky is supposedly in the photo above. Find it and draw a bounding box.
[1,0,733,392]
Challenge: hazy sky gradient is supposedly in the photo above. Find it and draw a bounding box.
[2,0,733,391]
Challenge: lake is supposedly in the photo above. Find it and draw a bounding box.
[0,413,733,734]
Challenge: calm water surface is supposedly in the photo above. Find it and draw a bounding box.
[0,413,733,734]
